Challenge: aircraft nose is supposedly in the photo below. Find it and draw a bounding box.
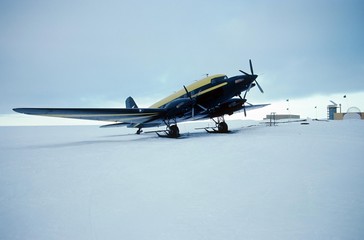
[234,78,244,84]
[234,75,256,85]
[251,74,258,80]
[238,59,263,93]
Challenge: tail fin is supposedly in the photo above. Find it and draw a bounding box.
[125,96,138,109]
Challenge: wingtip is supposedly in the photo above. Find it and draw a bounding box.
[13,108,21,113]
[13,108,32,114]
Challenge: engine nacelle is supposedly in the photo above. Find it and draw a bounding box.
[208,98,246,118]
[164,98,195,117]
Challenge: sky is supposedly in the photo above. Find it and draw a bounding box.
[1,0,364,125]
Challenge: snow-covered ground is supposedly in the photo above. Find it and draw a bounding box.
[1,119,364,240]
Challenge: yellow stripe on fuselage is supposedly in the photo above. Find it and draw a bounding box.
[191,82,227,98]
[150,74,226,108]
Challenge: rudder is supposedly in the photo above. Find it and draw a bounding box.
[125,96,138,109]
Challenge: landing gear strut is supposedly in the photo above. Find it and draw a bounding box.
[155,119,180,138]
[203,116,229,133]
[136,128,143,134]
[214,116,229,133]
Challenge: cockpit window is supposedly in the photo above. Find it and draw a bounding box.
[211,76,227,84]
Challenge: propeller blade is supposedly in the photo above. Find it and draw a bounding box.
[240,59,255,76]
[197,104,207,111]
[243,82,253,99]
[255,80,264,93]
[249,59,254,75]
[183,85,192,99]
[243,90,248,99]
[239,70,250,75]
[183,85,209,117]
[239,91,248,117]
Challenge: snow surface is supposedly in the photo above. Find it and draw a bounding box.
[1,120,364,240]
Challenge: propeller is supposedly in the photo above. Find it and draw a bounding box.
[239,59,264,94]
[183,85,207,118]
[238,59,264,117]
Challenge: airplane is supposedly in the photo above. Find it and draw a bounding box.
[13,60,269,138]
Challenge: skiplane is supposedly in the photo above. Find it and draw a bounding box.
[14,60,269,138]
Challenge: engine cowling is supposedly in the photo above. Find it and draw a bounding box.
[208,98,246,118]
[164,98,195,118]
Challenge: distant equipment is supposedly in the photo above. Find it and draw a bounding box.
[327,101,339,120]
[264,114,300,121]
[330,100,337,106]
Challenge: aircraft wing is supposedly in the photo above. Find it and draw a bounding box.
[197,100,270,119]
[243,103,270,111]
[13,103,270,128]
[13,108,167,125]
